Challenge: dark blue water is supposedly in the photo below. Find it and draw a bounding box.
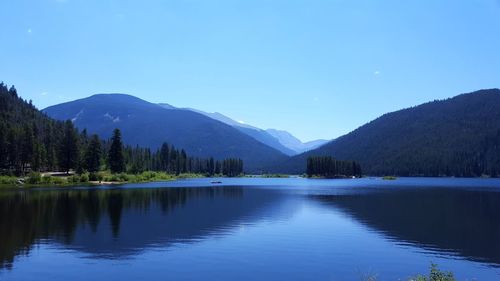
[0,177,499,280]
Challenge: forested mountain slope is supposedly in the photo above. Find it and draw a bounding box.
[279,89,500,176]
[44,94,287,172]
[0,83,67,173]
[183,108,296,156]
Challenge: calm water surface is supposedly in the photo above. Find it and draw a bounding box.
[0,177,499,280]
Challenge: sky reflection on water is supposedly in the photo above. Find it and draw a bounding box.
[1,177,499,280]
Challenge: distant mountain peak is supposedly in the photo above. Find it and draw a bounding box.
[88,93,146,100]
[266,129,329,154]
[176,108,328,155]
[158,103,175,109]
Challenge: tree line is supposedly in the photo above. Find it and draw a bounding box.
[303,89,500,177]
[306,156,361,178]
[108,129,243,176]
[0,83,243,177]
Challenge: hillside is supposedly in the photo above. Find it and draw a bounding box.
[185,109,329,155]
[183,109,296,156]
[43,94,288,172]
[160,104,326,156]
[278,89,500,176]
[0,83,68,174]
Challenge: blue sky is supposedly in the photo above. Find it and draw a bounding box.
[1,0,500,141]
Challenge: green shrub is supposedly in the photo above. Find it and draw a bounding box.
[0,176,18,185]
[410,264,455,281]
[42,176,52,184]
[26,172,42,184]
[127,174,138,182]
[89,172,104,182]
[103,173,130,182]
[141,171,156,180]
[261,174,290,178]
[68,175,80,183]
[177,173,202,179]
[118,173,129,182]
[79,173,89,183]
[50,177,66,184]
[34,175,67,185]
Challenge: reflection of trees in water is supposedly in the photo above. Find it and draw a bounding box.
[312,188,500,266]
[0,186,244,269]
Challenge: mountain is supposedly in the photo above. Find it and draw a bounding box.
[266,129,329,154]
[158,103,175,109]
[43,94,288,172]
[186,109,258,130]
[160,104,327,155]
[0,83,68,173]
[183,109,296,156]
[278,89,500,176]
[182,108,328,155]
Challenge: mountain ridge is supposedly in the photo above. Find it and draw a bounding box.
[265,129,329,154]
[275,88,500,176]
[182,108,328,155]
[43,94,288,172]
[157,104,327,155]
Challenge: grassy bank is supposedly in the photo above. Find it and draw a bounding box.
[246,174,290,178]
[0,171,206,188]
[307,175,360,179]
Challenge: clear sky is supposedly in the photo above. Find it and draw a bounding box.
[1,0,500,142]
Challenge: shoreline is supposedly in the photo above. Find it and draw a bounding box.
[0,171,205,189]
[2,174,500,189]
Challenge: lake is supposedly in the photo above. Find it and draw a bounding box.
[0,177,499,280]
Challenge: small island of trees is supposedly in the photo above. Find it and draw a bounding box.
[306,156,361,178]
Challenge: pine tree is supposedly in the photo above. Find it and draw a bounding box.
[58,121,79,174]
[159,143,170,171]
[209,157,215,175]
[7,129,19,172]
[85,134,102,173]
[0,122,8,169]
[180,149,187,173]
[215,161,221,175]
[108,128,125,173]
[20,124,34,173]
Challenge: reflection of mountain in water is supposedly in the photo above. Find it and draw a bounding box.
[0,186,284,269]
[313,188,500,266]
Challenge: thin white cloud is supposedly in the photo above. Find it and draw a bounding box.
[27,28,32,33]
[41,92,48,96]
[374,70,381,75]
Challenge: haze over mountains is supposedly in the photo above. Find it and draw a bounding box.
[159,104,328,155]
[166,106,297,156]
[265,129,329,154]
